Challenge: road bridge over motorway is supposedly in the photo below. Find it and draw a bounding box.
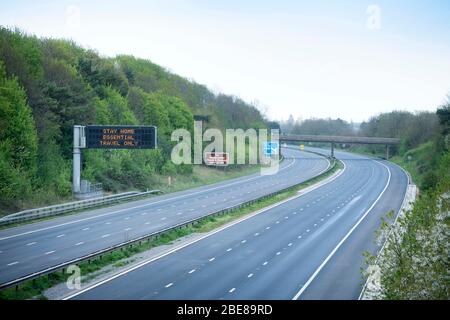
[280,134,400,159]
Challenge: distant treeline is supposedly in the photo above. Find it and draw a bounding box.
[281,108,446,154]
[0,27,267,212]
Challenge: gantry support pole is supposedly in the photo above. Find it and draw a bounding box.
[73,125,85,194]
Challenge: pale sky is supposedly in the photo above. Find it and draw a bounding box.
[1,0,450,122]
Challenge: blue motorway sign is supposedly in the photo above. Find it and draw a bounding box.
[263,142,279,156]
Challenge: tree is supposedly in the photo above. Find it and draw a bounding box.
[0,61,38,202]
[437,99,450,134]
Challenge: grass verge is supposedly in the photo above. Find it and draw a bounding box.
[0,158,341,300]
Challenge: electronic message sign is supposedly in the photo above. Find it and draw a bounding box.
[85,125,157,149]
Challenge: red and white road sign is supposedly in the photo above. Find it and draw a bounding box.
[205,152,229,166]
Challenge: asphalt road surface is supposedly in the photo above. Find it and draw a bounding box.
[68,149,408,300]
[0,148,329,285]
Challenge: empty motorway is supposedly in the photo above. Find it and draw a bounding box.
[67,149,408,300]
[0,148,329,285]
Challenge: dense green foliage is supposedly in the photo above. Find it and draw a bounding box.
[0,61,38,202]
[0,27,267,213]
[359,110,440,155]
[365,102,450,299]
[368,155,449,299]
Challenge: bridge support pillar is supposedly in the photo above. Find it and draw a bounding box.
[386,145,390,160]
[331,142,335,158]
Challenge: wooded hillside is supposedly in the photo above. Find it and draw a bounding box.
[0,27,267,213]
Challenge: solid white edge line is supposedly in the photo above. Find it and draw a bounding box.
[62,156,341,300]
[0,149,300,241]
[291,160,391,300]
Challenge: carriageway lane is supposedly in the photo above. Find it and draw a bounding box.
[70,150,407,299]
[0,148,329,285]
[296,160,408,299]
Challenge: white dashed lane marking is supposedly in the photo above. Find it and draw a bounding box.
[26,242,37,246]
[45,250,55,255]
[7,261,18,266]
